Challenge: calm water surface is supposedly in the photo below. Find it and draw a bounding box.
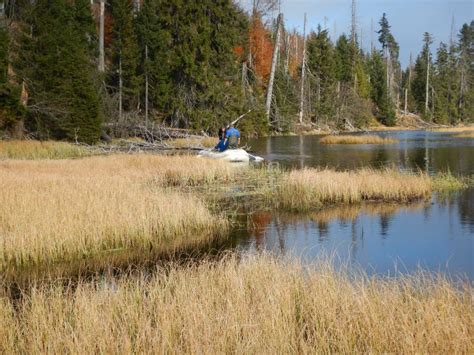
[233,131,474,279]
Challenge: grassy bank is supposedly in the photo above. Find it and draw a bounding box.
[0,140,92,159]
[0,155,229,270]
[453,131,474,139]
[320,135,398,144]
[431,126,474,133]
[0,142,467,269]
[276,168,432,211]
[1,255,471,354]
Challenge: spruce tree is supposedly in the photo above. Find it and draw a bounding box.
[376,13,397,124]
[15,0,101,142]
[306,26,337,123]
[369,50,395,125]
[108,0,141,113]
[432,41,462,124]
[412,32,433,117]
[458,21,474,122]
[335,34,352,83]
[0,24,25,133]
[135,0,172,115]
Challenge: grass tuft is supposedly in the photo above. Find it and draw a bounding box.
[0,155,228,269]
[320,135,398,144]
[0,140,92,160]
[432,171,469,191]
[276,168,432,211]
[167,137,217,148]
[431,126,474,133]
[453,131,474,139]
[0,255,472,353]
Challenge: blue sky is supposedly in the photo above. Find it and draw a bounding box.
[238,0,473,67]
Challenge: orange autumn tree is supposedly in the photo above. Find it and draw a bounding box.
[248,11,274,81]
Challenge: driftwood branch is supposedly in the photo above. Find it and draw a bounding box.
[104,123,204,142]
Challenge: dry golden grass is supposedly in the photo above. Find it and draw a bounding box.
[431,126,474,133]
[277,168,432,211]
[0,255,472,353]
[168,136,217,148]
[320,135,398,144]
[0,140,91,159]
[453,131,474,139]
[0,155,229,269]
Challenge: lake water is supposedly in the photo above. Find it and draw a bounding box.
[230,131,474,279]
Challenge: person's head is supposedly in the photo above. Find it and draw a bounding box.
[218,127,226,139]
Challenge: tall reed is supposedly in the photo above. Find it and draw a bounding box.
[1,255,471,353]
[277,168,432,211]
[0,155,229,269]
[0,140,91,159]
[320,135,398,144]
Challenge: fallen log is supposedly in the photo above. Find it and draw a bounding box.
[103,123,204,142]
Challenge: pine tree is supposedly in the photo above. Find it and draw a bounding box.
[135,0,172,117]
[432,42,451,124]
[108,0,141,114]
[458,21,473,122]
[412,32,433,118]
[369,50,395,125]
[14,0,101,143]
[335,34,352,83]
[0,23,25,133]
[306,26,336,123]
[377,13,397,120]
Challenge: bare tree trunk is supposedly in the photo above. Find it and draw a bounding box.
[408,52,412,88]
[385,47,390,100]
[450,15,455,48]
[265,13,282,122]
[284,34,290,73]
[145,45,149,126]
[370,18,374,52]
[134,0,140,12]
[298,13,307,124]
[98,0,105,72]
[294,29,298,63]
[425,51,430,114]
[119,53,123,122]
[404,88,408,115]
[431,86,434,120]
[351,0,357,44]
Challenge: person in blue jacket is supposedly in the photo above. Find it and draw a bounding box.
[224,125,240,149]
[214,127,227,152]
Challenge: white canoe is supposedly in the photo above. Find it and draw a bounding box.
[198,148,264,163]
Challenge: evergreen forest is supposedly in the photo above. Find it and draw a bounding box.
[0,0,472,143]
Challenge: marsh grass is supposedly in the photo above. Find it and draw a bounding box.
[0,255,472,354]
[432,171,470,191]
[431,126,474,133]
[276,168,432,211]
[453,131,474,139]
[320,135,398,144]
[0,140,92,159]
[168,136,217,148]
[0,155,228,270]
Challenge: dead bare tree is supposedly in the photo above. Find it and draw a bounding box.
[298,13,306,124]
[252,0,279,17]
[265,13,282,123]
[98,0,105,72]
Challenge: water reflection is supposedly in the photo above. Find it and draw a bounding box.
[239,131,473,279]
[248,130,474,175]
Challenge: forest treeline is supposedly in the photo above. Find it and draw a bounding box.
[0,0,472,143]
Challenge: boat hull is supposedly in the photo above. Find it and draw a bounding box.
[198,149,263,163]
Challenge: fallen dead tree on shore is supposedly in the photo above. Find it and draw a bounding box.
[79,139,207,155]
[103,123,206,143]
